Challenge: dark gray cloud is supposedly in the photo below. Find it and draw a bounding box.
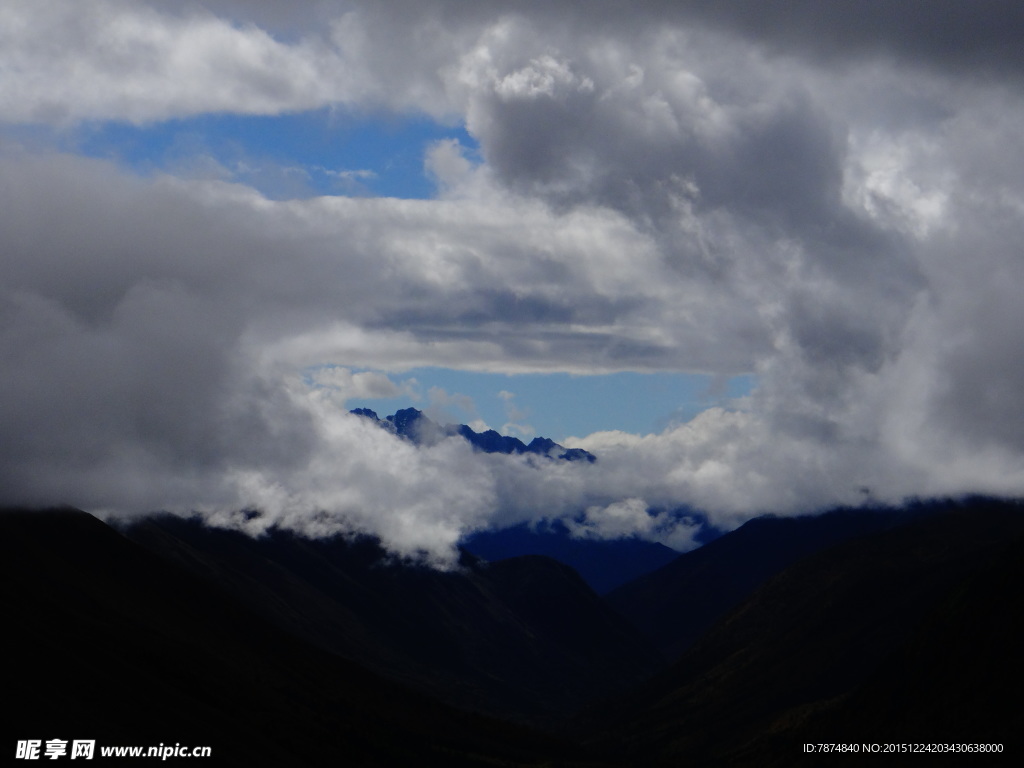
[653,0,1024,79]
[353,0,1024,77]
[2,1,1024,561]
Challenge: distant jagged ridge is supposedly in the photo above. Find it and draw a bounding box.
[351,407,596,463]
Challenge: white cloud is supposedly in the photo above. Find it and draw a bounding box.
[424,386,477,426]
[565,498,702,551]
[309,367,414,401]
[424,139,480,196]
[5,1,1024,563]
[0,0,358,124]
[493,54,595,101]
[569,498,653,539]
[494,389,531,438]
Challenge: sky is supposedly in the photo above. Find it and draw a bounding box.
[4,0,1024,564]
[341,368,756,441]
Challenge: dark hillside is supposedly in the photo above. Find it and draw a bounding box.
[123,514,664,721]
[583,498,1024,766]
[1,508,602,767]
[605,507,909,658]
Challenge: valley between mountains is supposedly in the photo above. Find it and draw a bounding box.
[5,494,1022,766]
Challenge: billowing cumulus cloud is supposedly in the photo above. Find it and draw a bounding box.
[0,0,352,123]
[3,0,1024,564]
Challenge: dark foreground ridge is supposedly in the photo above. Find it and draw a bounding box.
[5,497,1023,766]
[1,507,591,767]
[122,514,663,723]
[580,497,1024,766]
[604,506,913,658]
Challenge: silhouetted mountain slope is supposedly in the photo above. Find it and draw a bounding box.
[463,521,680,594]
[604,506,909,659]
[737,525,1024,767]
[583,498,1024,766]
[1,508,596,767]
[13,499,1020,767]
[352,407,596,462]
[122,514,664,722]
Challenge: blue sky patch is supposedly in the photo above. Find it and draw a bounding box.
[64,108,478,200]
[343,368,757,441]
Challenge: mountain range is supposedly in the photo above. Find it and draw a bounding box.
[121,513,662,723]
[354,408,673,594]
[582,497,1024,765]
[463,519,681,595]
[5,496,1023,766]
[350,407,596,462]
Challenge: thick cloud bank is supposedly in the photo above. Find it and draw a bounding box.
[3,1,1024,563]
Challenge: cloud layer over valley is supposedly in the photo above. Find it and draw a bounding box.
[4,0,1024,563]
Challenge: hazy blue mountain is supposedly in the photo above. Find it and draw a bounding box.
[351,407,596,462]
[463,520,680,594]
